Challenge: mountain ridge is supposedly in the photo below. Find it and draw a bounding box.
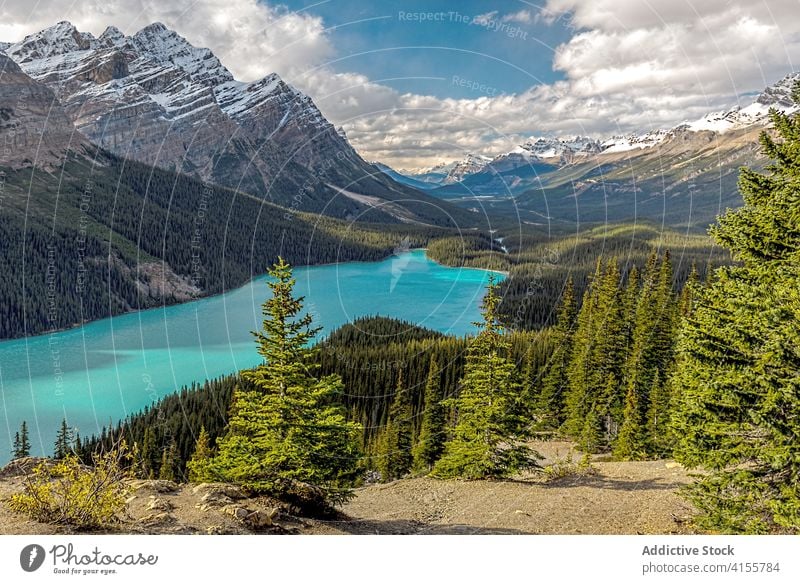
[396,72,799,191]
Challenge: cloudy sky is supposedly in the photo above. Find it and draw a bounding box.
[1,0,798,169]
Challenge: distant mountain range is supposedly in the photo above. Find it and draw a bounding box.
[0,21,465,226]
[381,73,798,229]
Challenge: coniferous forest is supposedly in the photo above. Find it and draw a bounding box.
[50,91,800,534]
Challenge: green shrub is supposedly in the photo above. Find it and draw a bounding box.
[543,452,595,481]
[7,443,133,529]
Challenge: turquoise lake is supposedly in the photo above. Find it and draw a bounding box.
[0,251,501,462]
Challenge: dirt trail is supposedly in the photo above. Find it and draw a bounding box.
[0,443,695,535]
[311,442,694,535]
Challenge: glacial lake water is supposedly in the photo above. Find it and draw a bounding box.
[0,250,502,462]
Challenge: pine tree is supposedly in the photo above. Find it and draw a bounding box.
[618,252,678,458]
[377,369,413,481]
[432,278,540,479]
[53,418,74,459]
[187,426,214,482]
[621,266,640,346]
[562,262,602,437]
[204,258,361,504]
[534,278,576,429]
[580,403,604,454]
[672,84,800,533]
[645,371,671,457]
[12,432,21,460]
[16,421,31,458]
[412,358,446,473]
[614,376,647,460]
[140,427,159,479]
[564,258,626,443]
[159,442,177,481]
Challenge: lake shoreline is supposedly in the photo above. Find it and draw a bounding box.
[0,250,503,463]
[0,249,507,346]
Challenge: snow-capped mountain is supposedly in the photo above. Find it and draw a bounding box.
[0,21,448,222]
[519,135,602,159]
[600,130,671,154]
[441,154,492,184]
[389,73,799,192]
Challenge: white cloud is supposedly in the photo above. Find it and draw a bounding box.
[502,10,534,24]
[472,12,499,27]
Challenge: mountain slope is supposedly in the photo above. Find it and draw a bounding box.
[0,53,87,168]
[0,149,444,340]
[2,21,466,226]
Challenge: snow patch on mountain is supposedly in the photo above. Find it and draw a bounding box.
[128,22,233,87]
[441,153,492,184]
[520,136,602,159]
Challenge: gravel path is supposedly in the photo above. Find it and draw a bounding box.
[0,443,695,535]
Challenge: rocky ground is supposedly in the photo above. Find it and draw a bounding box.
[0,442,695,535]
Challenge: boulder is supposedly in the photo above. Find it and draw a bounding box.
[0,457,49,478]
[128,479,179,493]
[191,483,246,500]
[146,496,174,512]
[247,508,278,529]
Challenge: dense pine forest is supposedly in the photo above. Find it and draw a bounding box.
[426,222,727,329]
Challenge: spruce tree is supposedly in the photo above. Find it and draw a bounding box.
[412,358,446,473]
[159,442,177,481]
[618,252,677,458]
[562,263,601,437]
[140,427,159,479]
[17,421,31,458]
[377,369,413,481]
[187,426,214,482]
[204,258,361,504]
[645,371,671,457]
[621,266,640,346]
[564,258,626,445]
[534,277,576,429]
[53,418,73,459]
[672,84,800,533]
[432,278,539,479]
[580,404,604,454]
[614,377,647,460]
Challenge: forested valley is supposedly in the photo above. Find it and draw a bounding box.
[0,150,445,339]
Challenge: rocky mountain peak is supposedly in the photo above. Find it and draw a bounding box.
[129,22,233,86]
[441,153,492,184]
[756,72,800,108]
[8,20,92,63]
[0,20,452,225]
[97,26,125,47]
